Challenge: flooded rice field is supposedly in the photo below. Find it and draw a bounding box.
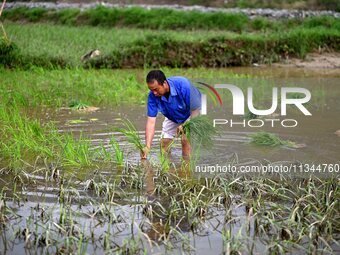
[0,68,339,254]
[52,72,340,166]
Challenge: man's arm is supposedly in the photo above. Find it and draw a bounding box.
[141,117,156,159]
[145,117,156,148]
[190,108,200,118]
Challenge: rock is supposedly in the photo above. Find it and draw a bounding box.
[335,130,340,136]
[81,49,101,62]
[77,106,100,113]
[292,143,307,149]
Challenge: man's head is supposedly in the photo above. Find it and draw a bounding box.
[146,70,169,97]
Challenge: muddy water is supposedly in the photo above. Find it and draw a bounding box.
[1,67,339,255]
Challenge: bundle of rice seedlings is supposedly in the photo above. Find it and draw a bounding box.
[69,100,89,110]
[249,131,296,147]
[182,116,218,148]
[114,120,144,151]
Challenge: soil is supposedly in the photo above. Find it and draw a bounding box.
[273,52,340,69]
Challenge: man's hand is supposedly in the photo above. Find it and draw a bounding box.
[141,146,150,160]
[176,124,184,137]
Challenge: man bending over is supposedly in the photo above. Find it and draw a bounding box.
[141,70,201,160]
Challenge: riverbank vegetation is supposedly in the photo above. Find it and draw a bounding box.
[2,20,340,68]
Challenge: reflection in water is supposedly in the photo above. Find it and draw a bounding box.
[142,160,155,197]
[141,159,193,242]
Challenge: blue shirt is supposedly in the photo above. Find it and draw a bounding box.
[147,76,201,124]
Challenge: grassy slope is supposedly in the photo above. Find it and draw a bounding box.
[3,22,340,68]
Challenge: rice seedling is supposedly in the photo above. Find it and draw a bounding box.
[114,120,145,152]
[60,134,93,167]
[182,115,218,149]
[222,228,244,254]
[157,149,172,173]
[109,136,124,166]
[249,131,297,147]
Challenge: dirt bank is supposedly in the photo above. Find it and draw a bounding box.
[272,52,340,68]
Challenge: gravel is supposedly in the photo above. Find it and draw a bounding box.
[4,1,340,19]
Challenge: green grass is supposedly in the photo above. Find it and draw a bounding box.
[4,22,153,67]
[0,68,149,107]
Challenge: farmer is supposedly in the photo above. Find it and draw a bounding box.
[141,70,201,160]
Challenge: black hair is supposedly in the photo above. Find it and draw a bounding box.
[146,70,167,85]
